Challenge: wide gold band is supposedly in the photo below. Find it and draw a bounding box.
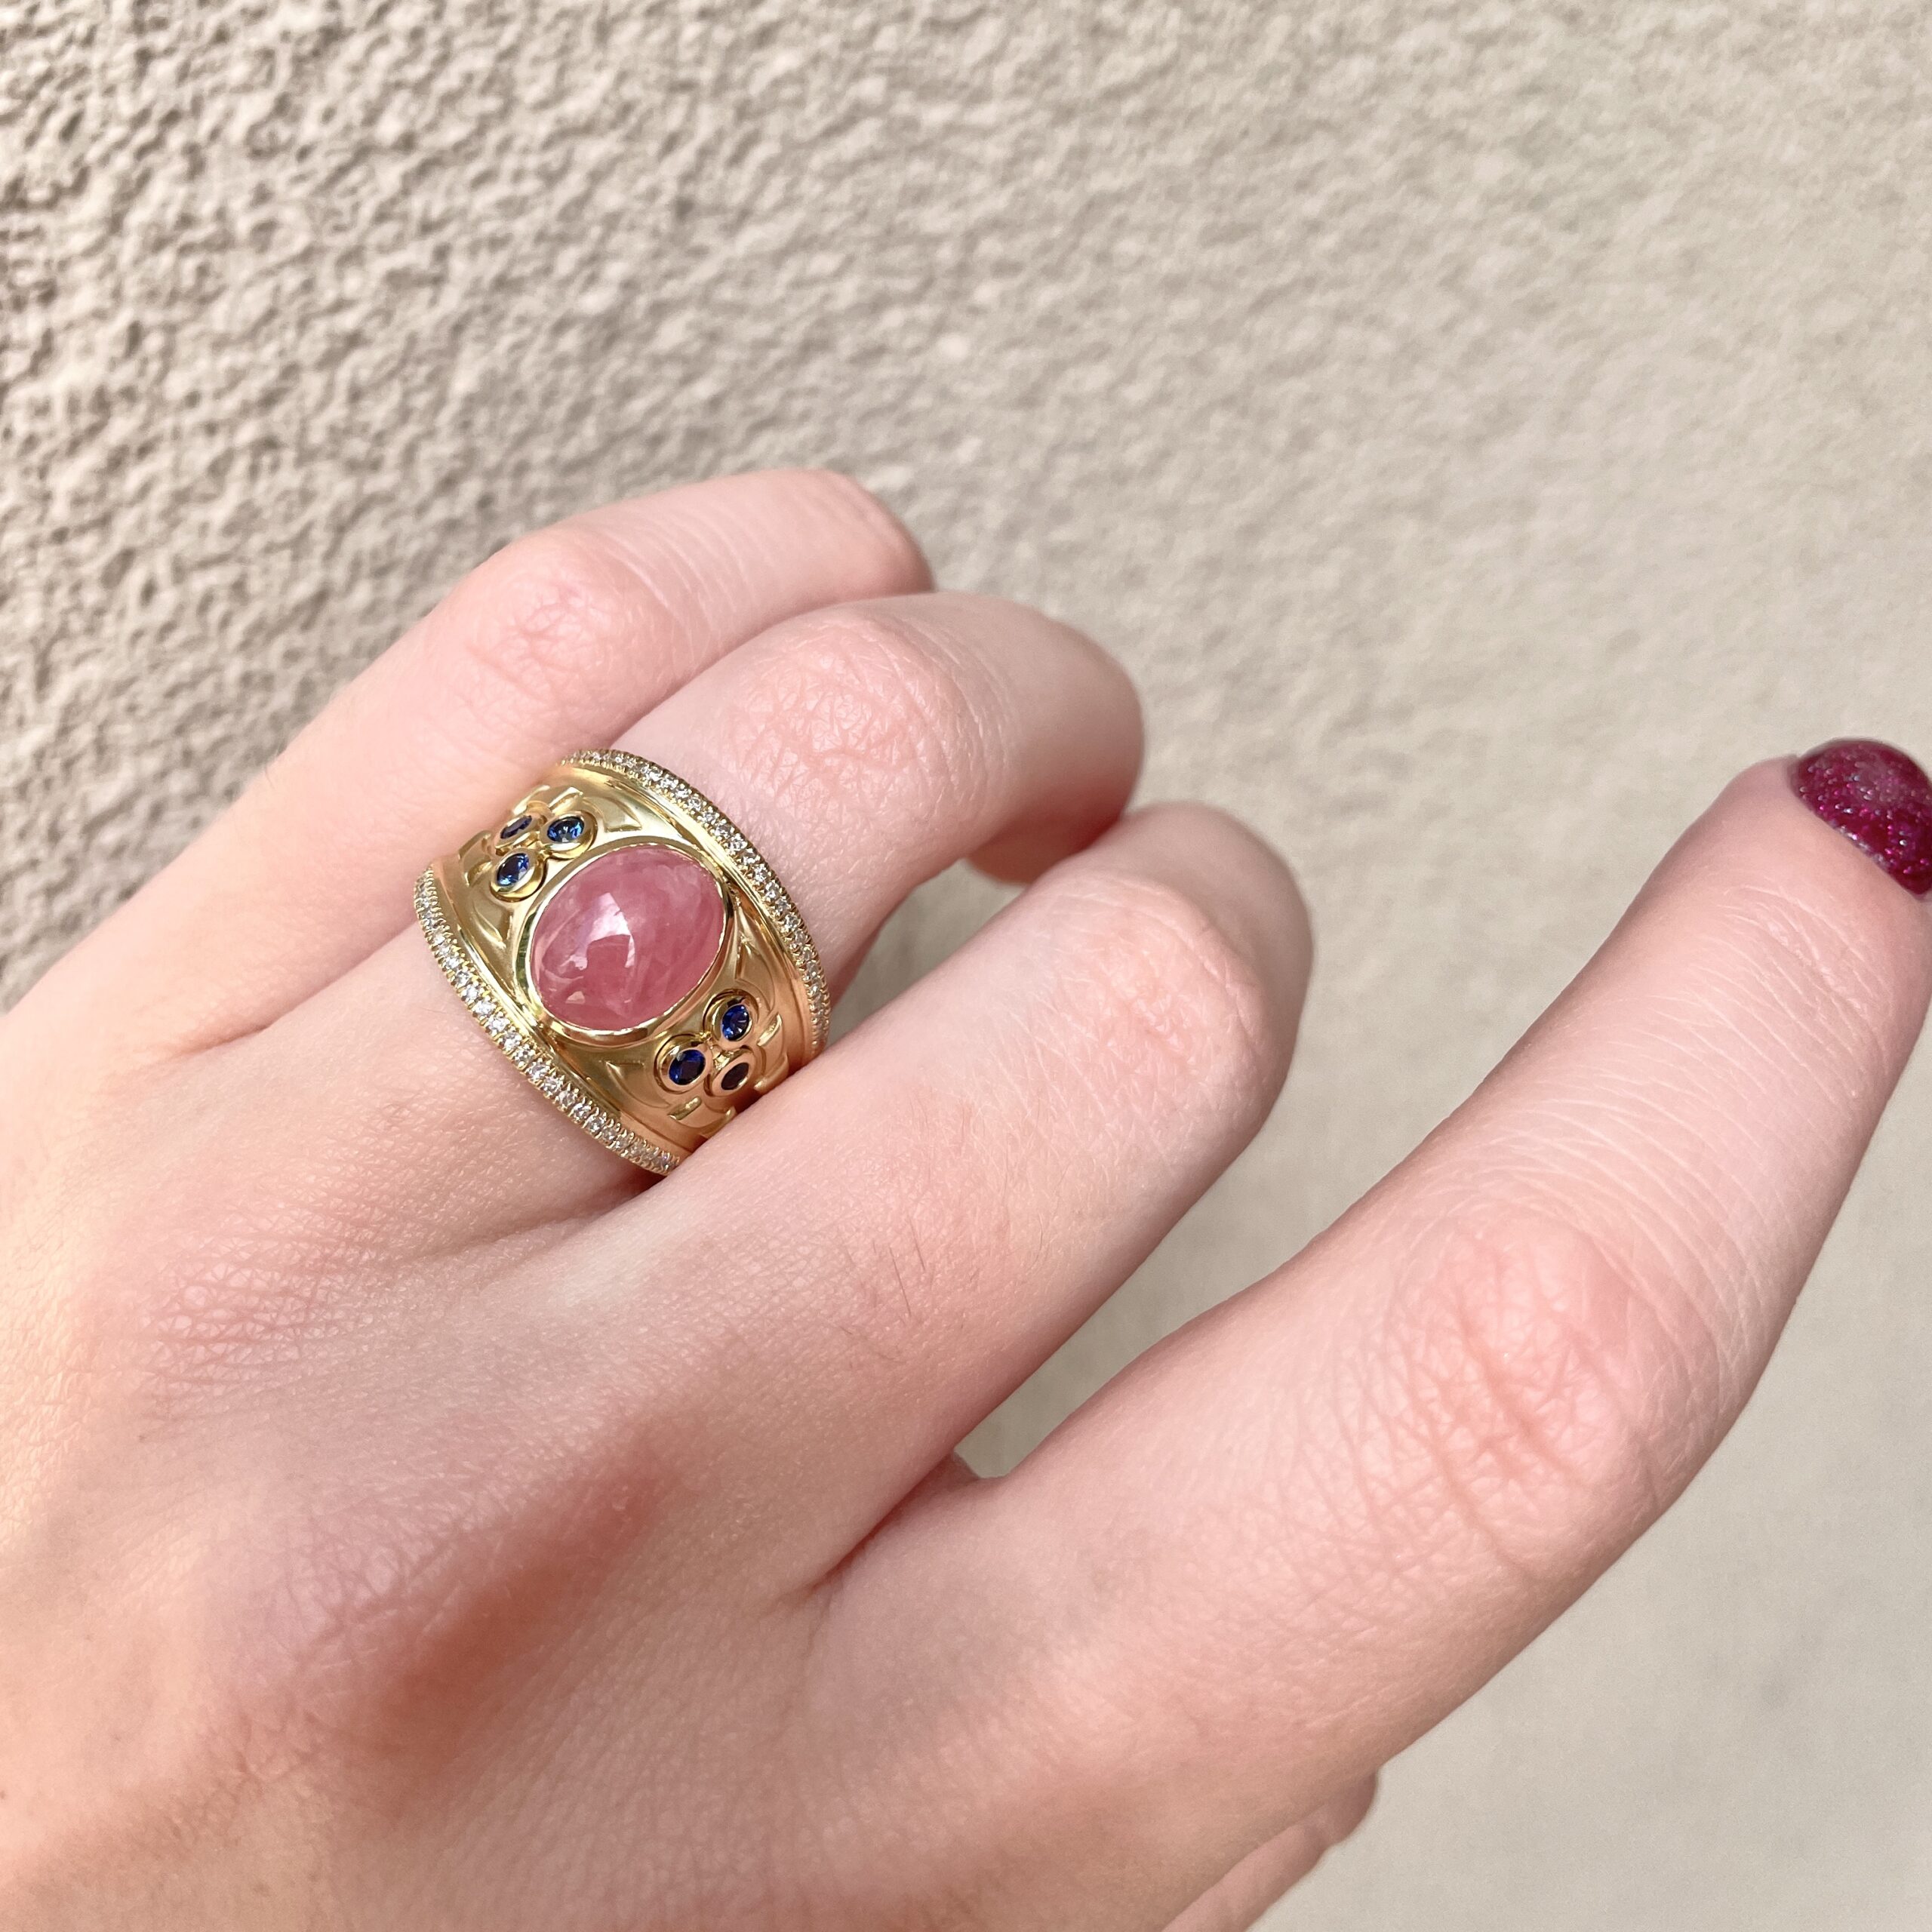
[416,752,826,1171]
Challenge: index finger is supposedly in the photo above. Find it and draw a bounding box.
[834,747,1932,1923]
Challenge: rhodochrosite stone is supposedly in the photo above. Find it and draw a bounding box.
[529,844,725,1030]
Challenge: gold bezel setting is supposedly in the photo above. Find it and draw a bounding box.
[510,837,731,1047]
[416,752,827,1172]
[568,752,829,1049]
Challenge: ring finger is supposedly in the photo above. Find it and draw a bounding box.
[186,589,1145,1249]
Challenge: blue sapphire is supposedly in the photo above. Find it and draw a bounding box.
[719,1060,751,1093]
[493,851,533,891]
[499,814,534,840]
[546,814,587,846]
[718,999,752,1042]
[666,1047,706,1087]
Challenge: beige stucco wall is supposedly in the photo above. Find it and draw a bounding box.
[6,4,1930,1924]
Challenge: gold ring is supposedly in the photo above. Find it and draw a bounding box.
[415,751,827,1172]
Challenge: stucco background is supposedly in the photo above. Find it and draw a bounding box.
[6,2,1932,1924]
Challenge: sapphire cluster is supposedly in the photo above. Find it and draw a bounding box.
[488,803,596,899]
[657,994,760,1097]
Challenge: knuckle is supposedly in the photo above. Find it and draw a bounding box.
[719,605,992,838]
[431,524,656,733]
[1380,1200,1722,1577]
[1042,864,1281,1106]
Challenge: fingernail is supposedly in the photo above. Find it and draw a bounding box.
[1791,738,1932,897]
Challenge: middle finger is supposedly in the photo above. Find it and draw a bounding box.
[190,592,1143,1253]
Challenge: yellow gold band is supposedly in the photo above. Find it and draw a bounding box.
[416,752,826,1171]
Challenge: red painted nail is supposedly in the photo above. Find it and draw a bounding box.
[1791,739,1932,897]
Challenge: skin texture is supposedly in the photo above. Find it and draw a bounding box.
[1,469,1927,1931]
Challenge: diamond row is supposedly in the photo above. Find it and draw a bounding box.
[568,750,832,1053]
[413,869,679,1174]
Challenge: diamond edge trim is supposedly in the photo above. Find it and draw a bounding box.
[414,868,679,1175]
[565,750,831,1054]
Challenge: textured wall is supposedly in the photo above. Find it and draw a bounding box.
[6,3,1932,1925]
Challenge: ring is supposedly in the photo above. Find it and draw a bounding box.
[415,751,828,1172]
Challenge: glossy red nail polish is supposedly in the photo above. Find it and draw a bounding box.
[1791,739,1932,897]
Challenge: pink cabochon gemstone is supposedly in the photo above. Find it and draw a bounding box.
[528,844,727,1032]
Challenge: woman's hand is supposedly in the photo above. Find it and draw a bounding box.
[3,470,1927,1931]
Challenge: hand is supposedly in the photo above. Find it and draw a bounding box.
[4,470,1927,1930]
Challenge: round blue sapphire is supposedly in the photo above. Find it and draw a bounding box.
[546,814,587,846]
[493,850,533,891]
[499,814,534,840]
[719,1060,751,1093]
[666,1047,706,1087]
[718,999,752,1042]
